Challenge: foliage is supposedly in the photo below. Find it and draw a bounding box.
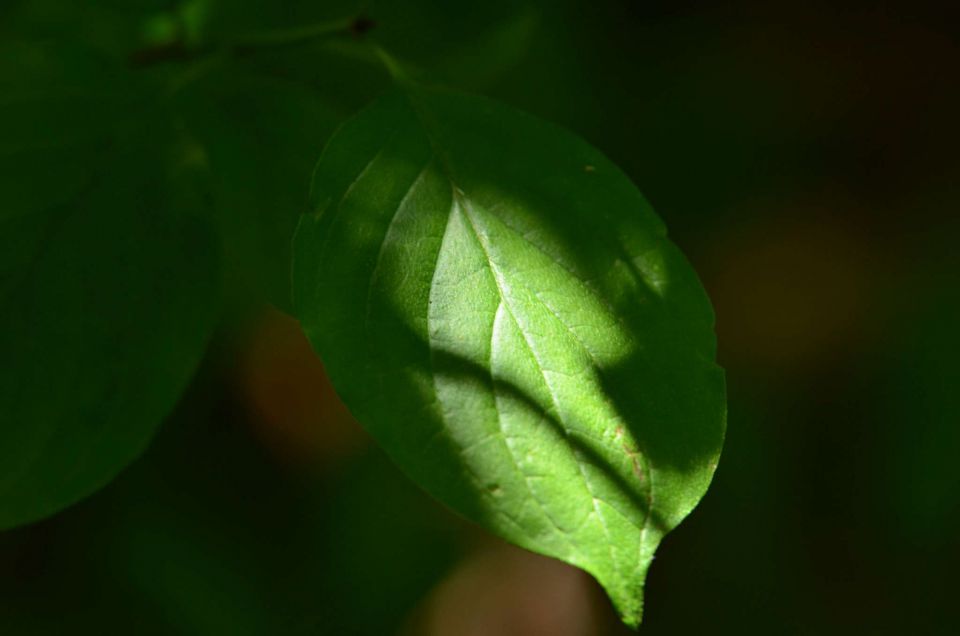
[0,0,725,628]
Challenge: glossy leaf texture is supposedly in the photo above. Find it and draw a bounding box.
[0,43,219,529]
[293,87,726,627]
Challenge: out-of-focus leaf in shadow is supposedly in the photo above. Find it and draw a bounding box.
[0,40,150,220]
[0,147,219,529]
[1,0,172,57]
[368,0,536,84]
[177,72,340,311]
[217,1,542,112]
[188,0,361,44]
[304,446,465,635]
[0,336,464,634]
[878,229,960,546]
[430,6,539,90]
[0,41,219,529]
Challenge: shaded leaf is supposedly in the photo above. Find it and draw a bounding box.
[293,87,725,627]
[0,147,219,529]
[0,40,149,221]
[0,0,171,57]
[179,73,341,311]
[0,43,219,528]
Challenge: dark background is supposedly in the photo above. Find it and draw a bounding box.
[2,0,959,633]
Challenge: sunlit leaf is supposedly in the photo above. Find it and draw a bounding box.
[293,87,725,627]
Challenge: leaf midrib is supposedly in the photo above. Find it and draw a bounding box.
[412,88,656,544]
[350,89,658,576]
[458,193,625,572]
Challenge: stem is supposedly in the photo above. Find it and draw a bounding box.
[230,17,356,52]
[371,44,410,84]
[131,14,375,70]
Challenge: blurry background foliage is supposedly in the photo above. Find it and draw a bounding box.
[1,0,959,634]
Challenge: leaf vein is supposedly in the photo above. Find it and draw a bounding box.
[458,195,616,567]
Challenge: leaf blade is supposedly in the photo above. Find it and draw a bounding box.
[0,43,220,527]
[293,88,725,627]
[178,72,342,311]
[0,151,220,528]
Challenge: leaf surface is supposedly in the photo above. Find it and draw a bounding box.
[179,72,341,310]
[0,45,219,528]
[293,88,725,627]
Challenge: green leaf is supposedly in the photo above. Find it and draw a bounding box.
[188,0,358,43]
[369,1,540,90]
[429,5,540,90]
[0,149,219,529]
[0,40,149,221]
[293,87,725,627]
[0,43,219,528]
[1,0,172,57]
[179,72,341,311]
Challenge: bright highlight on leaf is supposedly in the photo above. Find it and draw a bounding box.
[293,87,726,627]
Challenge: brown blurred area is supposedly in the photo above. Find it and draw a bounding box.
[405,544,598,636]
[236,308,367,468]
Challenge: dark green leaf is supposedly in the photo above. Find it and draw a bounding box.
[368,1,534,81]
[1,0,171,57]
[0,44,219,528]
[0,41,149,221]
[189,0,359,44]
[0,148,219,529]
[179,73,341,311]
[293,87,725,627]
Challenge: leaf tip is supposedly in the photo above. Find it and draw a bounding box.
[614,592,644,631]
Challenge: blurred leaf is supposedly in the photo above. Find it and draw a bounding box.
[0,42,219,526]
[0,0,171,57]
[221,38,391,118]
[116,510,271,636]
[882,252,960,545]
[367,0,528,69]
[0,143,220,528]
[191,0,360,43]
[0,40,151,220]
[179,72,341,310]
[293,87,725,627]
[366,1,540,91]
[204,1,539,100]
[309,447,464,634]
[0,385,462,635]
[430,5,540,90]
